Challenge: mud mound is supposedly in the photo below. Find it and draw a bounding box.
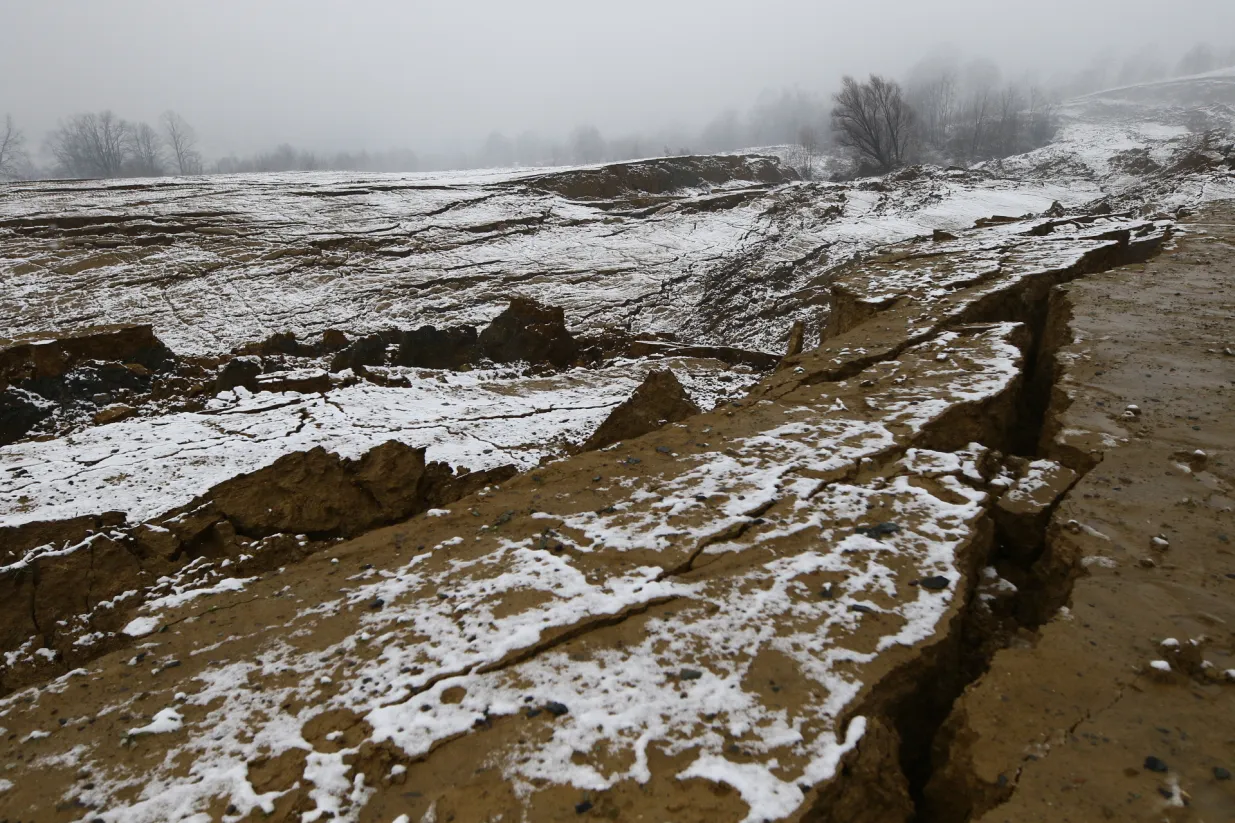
[581,368,700,451]
[478,296,579,368]
[0,324,176,445]
[393,325,480,369]
[522,154,794,201]
[0,323,173,387]
[0,439,516,691]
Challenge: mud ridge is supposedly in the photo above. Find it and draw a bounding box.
[0,442,517,694]
[808,243,1139,823]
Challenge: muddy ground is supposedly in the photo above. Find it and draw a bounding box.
[0,188,1231,821]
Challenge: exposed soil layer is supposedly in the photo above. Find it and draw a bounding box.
[0,439,516,693]
[2,197,1228,821]
[0,294,777,448]
[925,204,1235,823]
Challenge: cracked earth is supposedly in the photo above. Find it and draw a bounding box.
[0,71,1234,822]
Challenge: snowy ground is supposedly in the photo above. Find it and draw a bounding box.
[0,358,754,530]
[0,142,1134,358]
[2,67,1232,537]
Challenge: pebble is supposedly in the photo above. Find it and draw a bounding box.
[1215,767,1231,781]
[656,446,672,454]
[370,599,385,610]
[575,800,593,814]
[1144,755,1169,773]
[1151,535,1170,551]
[544,701,569,717]
[679,668,703,681]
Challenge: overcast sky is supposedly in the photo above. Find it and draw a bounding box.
[3,0,1234,157]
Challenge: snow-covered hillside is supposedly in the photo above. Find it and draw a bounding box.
[6,76,1230,361]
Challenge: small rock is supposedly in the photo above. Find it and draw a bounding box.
[918,576,950,591]
[92,403,136,425]
[370,599,385,610]
[1215,766,1232,781]
[544,701,569,717]
[656,446,672,454]
[624,457,641,465]
[855,522,899,539]
[679,669,703,681]
[1151,535,1170,551]
[1144,755,1169,773]
[575,800,593,814]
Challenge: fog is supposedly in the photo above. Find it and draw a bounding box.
[3,0,1235,168]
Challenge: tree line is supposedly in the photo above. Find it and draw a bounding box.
[827,64,1060,177]
[3,40,1232,183]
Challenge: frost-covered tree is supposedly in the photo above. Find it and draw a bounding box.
[0,115,26,180]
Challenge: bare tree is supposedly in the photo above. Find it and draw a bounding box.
[481,131,514,168]
[0,115,26,180]
[910,70,958,151]
[992,87,1023,158]
[1177,43,1217,77]
[831,74,916,174]
[1025,88,1058,149]
[960,86,992,161]
[161,111,202,175]
[127,122,166,176]
[48,111,131,178]
[796,124,821,179]
[569,125,606,164]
